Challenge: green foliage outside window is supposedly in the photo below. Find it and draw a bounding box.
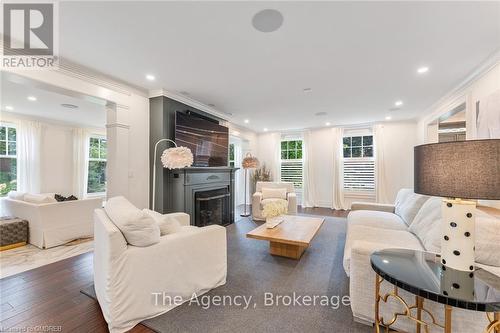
[88,137,107,194]
[229,143,235,167]
[0,125,17,196]
[343,135,373,158]
[280,140,303,160]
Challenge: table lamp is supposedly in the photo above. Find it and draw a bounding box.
[414,139,500,271]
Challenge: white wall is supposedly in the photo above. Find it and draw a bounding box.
[255,122,417,208]
[417,61,500,208]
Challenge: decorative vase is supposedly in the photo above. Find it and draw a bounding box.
[266,215,284,229]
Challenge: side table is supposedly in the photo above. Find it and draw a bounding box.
[370,249,499,333]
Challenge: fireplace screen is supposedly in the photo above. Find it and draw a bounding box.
[194,187,230,227]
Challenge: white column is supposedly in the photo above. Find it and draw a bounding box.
[106,103,130,200]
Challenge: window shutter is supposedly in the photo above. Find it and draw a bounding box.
[280,160,303,188]
[343,159,375,191]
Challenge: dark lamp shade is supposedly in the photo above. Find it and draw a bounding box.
[242,153,259,169]
[414,139,500,200]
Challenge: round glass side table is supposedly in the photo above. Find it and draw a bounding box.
[370,248,500,333]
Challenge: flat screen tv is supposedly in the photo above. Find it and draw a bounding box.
[175,111,229,167]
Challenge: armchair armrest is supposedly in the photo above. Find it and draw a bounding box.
[350,202,395,213]
[287,192,297,214]
[252,192,263,218]
[163,212,190,226]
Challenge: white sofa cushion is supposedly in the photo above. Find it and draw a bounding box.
[261,187,287,200]
[104,196,160,247]
[343,225,424,275]
[143,209,183,235]
[476,213,500,267]
[394,189,429,226]
[23,193,57,204]
[348,210,408,230]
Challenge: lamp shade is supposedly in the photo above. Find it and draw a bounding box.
[242,153,259,169]
[414,139,500,200]
[160,146,194,169]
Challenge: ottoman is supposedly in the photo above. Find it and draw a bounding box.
[0,216,29,251]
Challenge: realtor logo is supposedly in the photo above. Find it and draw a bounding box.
[2,2,58,69]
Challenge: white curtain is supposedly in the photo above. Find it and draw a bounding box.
[374,124,390,203]
[73,128,89,198]
[331,127,347,210]
[302,130,316,207]
[17,120,42,193]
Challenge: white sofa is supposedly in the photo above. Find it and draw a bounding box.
[2,196,102,248]
[344,189,497,332]
[252,181,297,220]
[94,208,227,333]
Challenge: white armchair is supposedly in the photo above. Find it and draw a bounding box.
[94,208,227,333]
[252,181,297,221]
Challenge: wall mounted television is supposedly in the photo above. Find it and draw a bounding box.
[175,111,229,167]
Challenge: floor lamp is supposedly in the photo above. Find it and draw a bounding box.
[152,138,193,211]
[241,153,259,217]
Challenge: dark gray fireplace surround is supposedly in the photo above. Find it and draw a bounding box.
[149,95,238,226]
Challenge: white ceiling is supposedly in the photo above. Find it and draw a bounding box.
[58,1,500,132]
[1,78,106,128]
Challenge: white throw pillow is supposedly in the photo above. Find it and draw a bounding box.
[104,196,160,247]
[395,190,429,226]
[7,191,26,201]
[261,187,287,200]
[475,214,500,267]
[409,197,442,251]
[23,193,57,204]
[143,209,183,235]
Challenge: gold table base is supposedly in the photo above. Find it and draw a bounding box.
[374,274,499,333]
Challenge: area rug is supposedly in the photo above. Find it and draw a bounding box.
[81,216,372,333]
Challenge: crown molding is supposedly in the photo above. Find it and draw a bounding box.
[149,88,233,122]
[418,49,500,122]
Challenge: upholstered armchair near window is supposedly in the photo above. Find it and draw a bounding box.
[252,181,297,221]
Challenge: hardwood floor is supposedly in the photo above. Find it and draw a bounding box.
[0,207,348,333]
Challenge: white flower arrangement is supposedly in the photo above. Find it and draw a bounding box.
[262,200,288,218]
[161,146,194,169]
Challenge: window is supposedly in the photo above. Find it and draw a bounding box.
[0,124,17,197]
[280,139,303,188]
[87,136,107,194]
[343,135,375,191]
[229,143,235,167]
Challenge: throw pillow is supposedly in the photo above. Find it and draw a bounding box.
[395,190,430,226]
[7,191,26,201]
[475,214,500,267]
[23,193,57,204]
[261,187,287,200]
[143,209,183,235]
[409,196,442,244]
[104,196,160,246]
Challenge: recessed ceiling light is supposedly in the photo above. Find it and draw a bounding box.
[385,116,392,120]
[303,88,312,93]
[394,100,403,107]
[252,9,284,33]
[61,103,79,109]
[27,96,37,101]
[417,66,429,74]
[146,74,155,81]
[244,119,249,124]
[5,105,14,111]
[263,128,268,132]
[325,122,331,126]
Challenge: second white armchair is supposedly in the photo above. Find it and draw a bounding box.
[252,181,297,220]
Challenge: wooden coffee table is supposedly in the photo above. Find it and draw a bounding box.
[246,215,325,259]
